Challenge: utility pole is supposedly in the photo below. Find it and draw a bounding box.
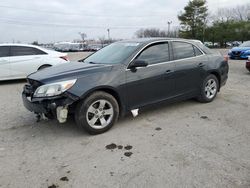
[79,32,87,50]
[107,29,110,42]
[167,21,172,37]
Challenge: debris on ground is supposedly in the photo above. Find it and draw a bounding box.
[48,184,58,188]
[124,145,133,150]
[60,176,69,181]
[200,116,209,119]
[124,152,133,157]
[155,127,162,131]
[105,143,117,150]
[117,145,123,149]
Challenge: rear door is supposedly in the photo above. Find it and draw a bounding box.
[0,46,11,80]
[171,41,206,96]
[126,42,175,109]
[9,46,47,78]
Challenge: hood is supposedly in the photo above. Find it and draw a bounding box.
[231,47,250,51]
[28,62,113,83]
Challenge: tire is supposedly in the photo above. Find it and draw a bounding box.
[75,91,119,135]
[38,65,51,71]
[197,74,219,103]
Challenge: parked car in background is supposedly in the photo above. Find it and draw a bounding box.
[22,38,229,134]
[246,57,250,72]
[213,42,220,48]
[226,42,232,47]
[0,44,69,81]
[228,41,250,59]
[87,44,103,52]
[204,42,213,48]
[54,42,82,52]
[232,41,242,47]
[204,42,220,48]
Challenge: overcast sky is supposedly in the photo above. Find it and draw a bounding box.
[0,0,249,43]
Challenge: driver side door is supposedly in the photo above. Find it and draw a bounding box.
[125,42,175,109]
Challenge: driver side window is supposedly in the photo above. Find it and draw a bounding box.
[136,42,169,65]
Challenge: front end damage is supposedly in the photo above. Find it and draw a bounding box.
[22,79,79,123]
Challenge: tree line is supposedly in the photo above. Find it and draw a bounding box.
[135,0,250,47]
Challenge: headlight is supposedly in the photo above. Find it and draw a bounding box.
[228,50,232,54]
[34,79,77,97]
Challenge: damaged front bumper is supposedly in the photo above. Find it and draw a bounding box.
[22,88,79,123]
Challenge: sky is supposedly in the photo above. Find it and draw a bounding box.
[0,0,249,43]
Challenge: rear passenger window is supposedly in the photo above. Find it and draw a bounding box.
[193,46,203,56]
[11,46,47,56]
[136,42,169,65]
[173,42,195,60]
[0,46,10,57]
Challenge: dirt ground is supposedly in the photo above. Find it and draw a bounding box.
[0,49,249,188]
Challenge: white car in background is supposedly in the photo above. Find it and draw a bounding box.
[0,44,69,81]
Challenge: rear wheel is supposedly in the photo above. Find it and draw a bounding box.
[75,91,119,134]
[197,74,219,103]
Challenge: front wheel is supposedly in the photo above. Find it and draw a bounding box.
[75,91,119,134]
[197,74,219,103]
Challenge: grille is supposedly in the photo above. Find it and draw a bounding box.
[232,51,241,56]
[24,79,43,96]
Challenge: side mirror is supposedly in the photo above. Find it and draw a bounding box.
[128,60,148,69]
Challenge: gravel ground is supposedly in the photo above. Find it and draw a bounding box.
[0,49,249,188]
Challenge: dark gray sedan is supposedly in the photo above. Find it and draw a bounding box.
[22,38,229,134]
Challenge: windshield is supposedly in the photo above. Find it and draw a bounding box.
[84,42,141,64]
[240,41,250,47]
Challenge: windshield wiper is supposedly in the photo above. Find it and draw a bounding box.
[78,59,85,62]
[88,61,101,64]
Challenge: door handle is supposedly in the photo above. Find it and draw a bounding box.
[198,63,205,67]
[165,70,173,74]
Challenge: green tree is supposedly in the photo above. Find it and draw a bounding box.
[178,0,208,41]
[31,41,39,46]
[205,21,250,47]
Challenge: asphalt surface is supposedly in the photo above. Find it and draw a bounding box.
[0,49,250,188]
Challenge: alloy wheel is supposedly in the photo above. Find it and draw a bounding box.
[86,99,114,129]
[205,79,217,99]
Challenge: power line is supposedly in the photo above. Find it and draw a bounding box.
[0,5,169,18]
[0,17,168,30]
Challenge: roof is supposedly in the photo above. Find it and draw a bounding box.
[0,43,40,48]
[0,43,64,54]
[119,38,202,45]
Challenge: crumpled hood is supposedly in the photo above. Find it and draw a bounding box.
[231,47,250,52]
[28,62,113,83]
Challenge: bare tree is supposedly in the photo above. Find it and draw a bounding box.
[232,4,250,21]
[135,28,167,38]
[215,8,233,22]
[98,36,106,47]
[214,4,250,22]
[79,32,87,41]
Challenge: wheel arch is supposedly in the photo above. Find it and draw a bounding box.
[80,86,125,117]
[208,71,221,91]
[38,64,52,70]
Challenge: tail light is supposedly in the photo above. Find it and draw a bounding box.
[60,56,69,61]
[223,55,229,62]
